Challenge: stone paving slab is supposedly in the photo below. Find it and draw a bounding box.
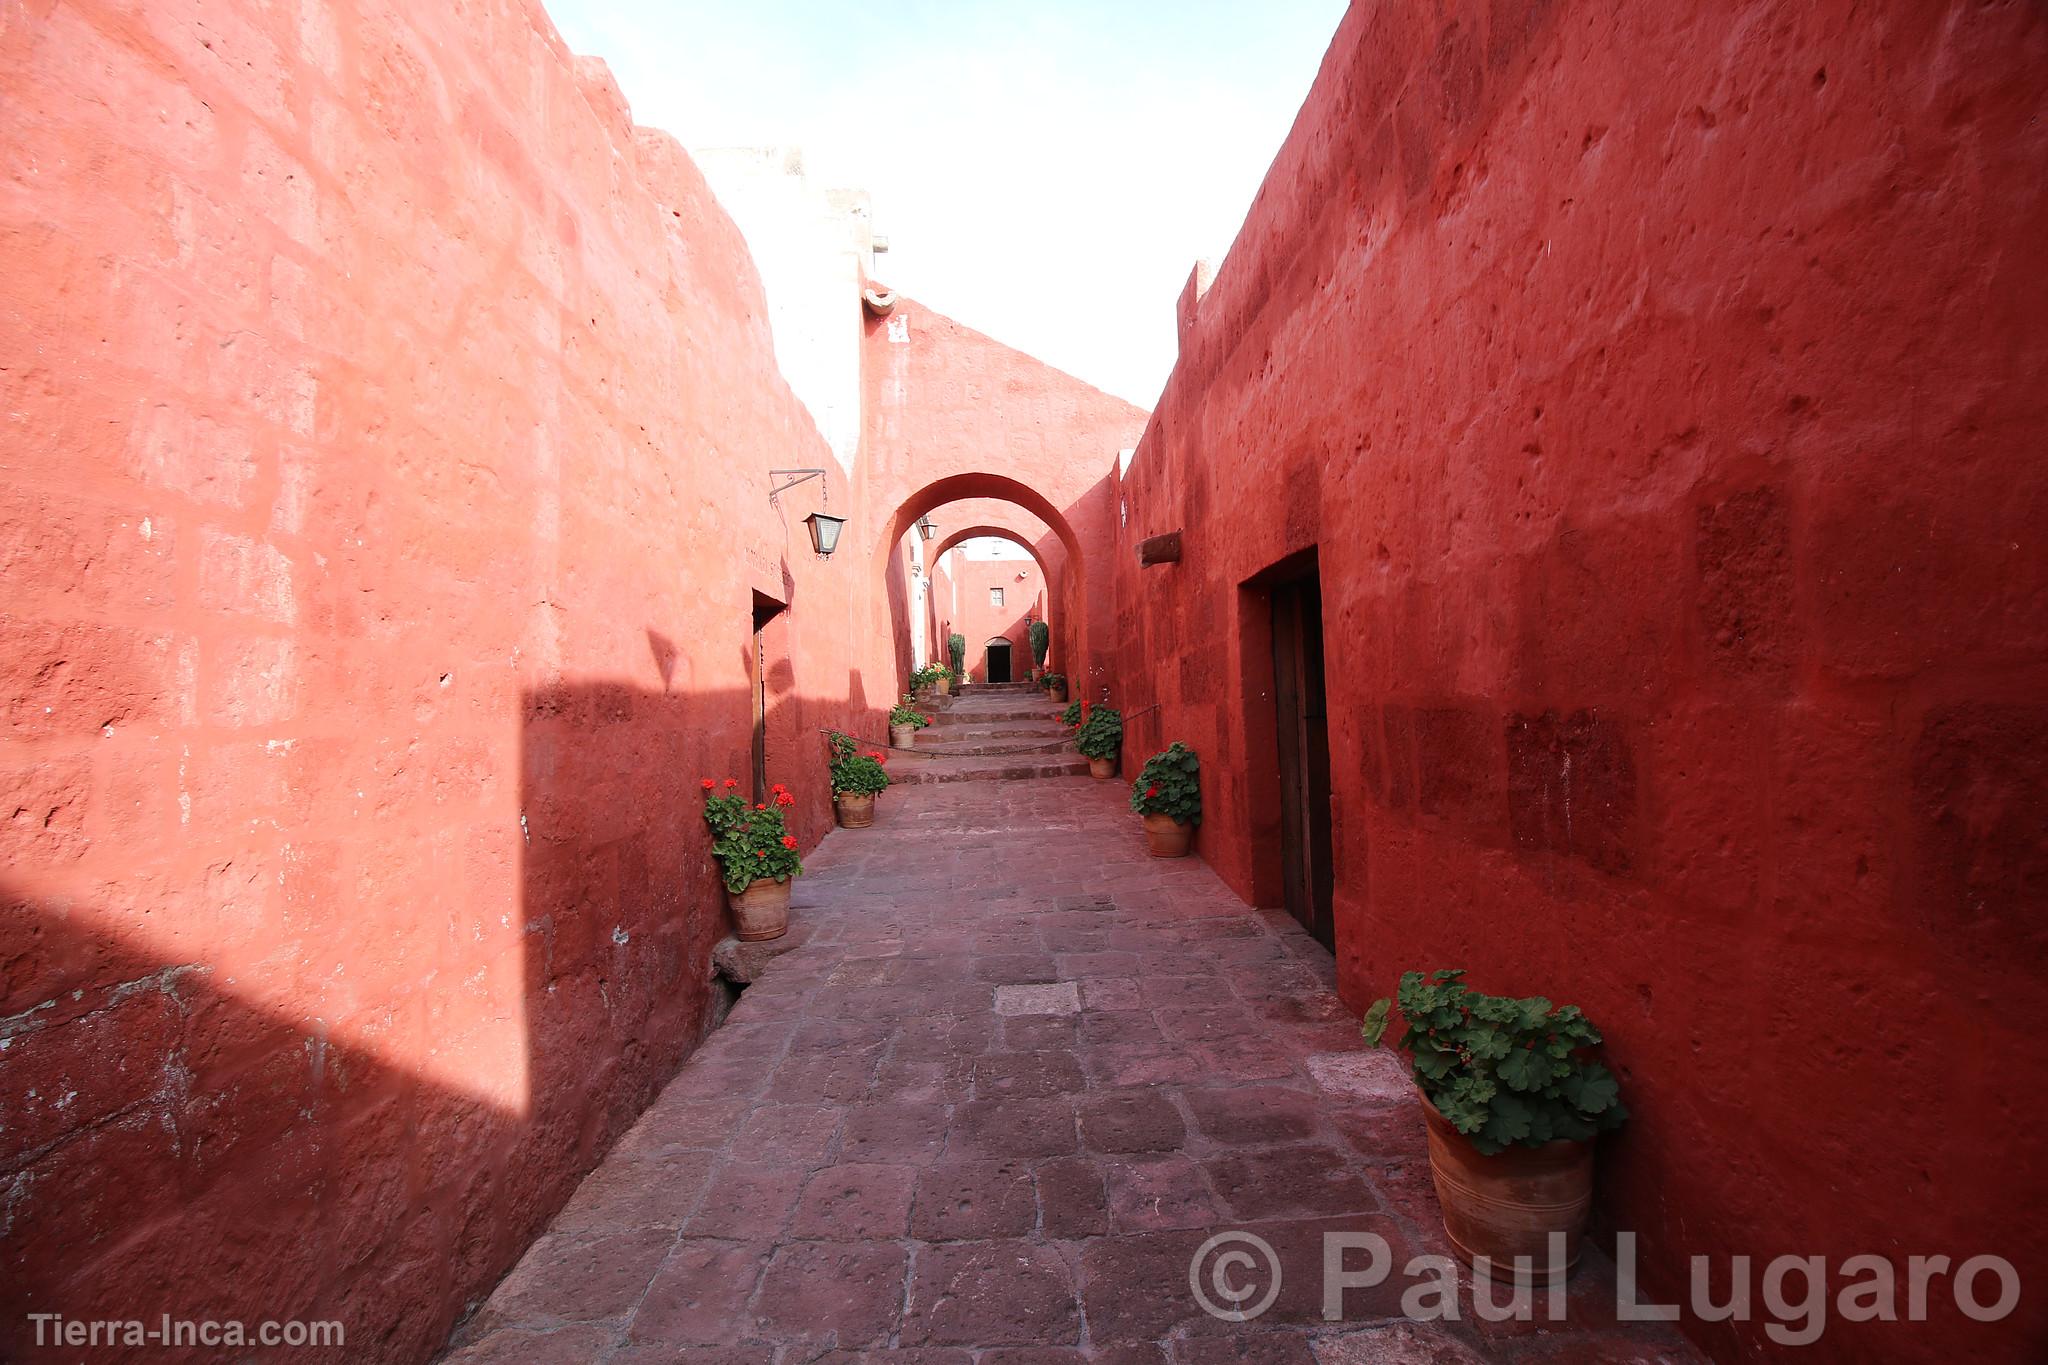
[441,779,1703,1364]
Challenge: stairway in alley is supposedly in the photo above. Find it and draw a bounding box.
[886,681,1088,784]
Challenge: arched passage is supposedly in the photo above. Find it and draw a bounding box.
[924,525,1059,682]
[877,473,1083,569]
[929,525,1055,593]
[877,473,1088,693]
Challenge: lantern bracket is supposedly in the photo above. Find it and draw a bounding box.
[767,468,828,504]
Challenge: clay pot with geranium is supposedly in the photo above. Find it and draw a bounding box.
[827,729,889,828]
[700,778,802,941]
[1074,704,1122,778]
[1130,742,1199,856]
[1041,671,1068,704]
[909,663,949,698]
[888,697,932,748]
[1362,970,1629,1284]
[1058,698,1083,728]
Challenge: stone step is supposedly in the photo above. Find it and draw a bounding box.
[924,705,1063,724]
[905,736,1072,757]
[914,723,1072,742]
[923,711,1067,727]
[886,753,1092,785]
[921,720,1064,732]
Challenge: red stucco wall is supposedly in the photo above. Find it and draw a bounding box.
[0,3,873,1358]
[1112,1,2047,1360]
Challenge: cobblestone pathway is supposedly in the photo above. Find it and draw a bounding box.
[442,778,1700,1364]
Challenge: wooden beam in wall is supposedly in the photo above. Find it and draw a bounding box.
[1137,531,1183,566]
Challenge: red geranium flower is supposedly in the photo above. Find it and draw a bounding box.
[1145,785,1160,798]
[775,791,796,807]
[781,835,798,849]
[754,849,766,858]
[723,778,739,788]
[755,803,767,811]
[700,778,715,790]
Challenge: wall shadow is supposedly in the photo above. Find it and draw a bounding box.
[1,880,525,1364]
[3,668,871,1365]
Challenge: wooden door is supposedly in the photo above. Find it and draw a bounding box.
[1272,575,1335,949]
[751,593,785,802]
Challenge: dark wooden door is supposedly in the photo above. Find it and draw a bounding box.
[1272,575,1335,949]
[750,627,768,800]
[752,594,785,802]
[987,641,1012,683]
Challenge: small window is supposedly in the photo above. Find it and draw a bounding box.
[990,587,1004,607]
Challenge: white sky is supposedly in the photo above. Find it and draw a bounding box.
[955,537,1032,560]
[541,1,1348,407]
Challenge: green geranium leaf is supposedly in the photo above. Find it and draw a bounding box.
[1494,1044,1554,1092]
[1467,1031,1512,1061]
[1562,1065,1620,1115]
[1362,997,1391,1047]
[1413,1047,1456,1080]
[1483,1094,1534,1147]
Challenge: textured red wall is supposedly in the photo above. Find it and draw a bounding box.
[1112,1,2047,1361]
[0,2,873,1359]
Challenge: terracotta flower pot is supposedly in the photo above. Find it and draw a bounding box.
[1420,1093,1593,1284]
[889,723,916,748]
[1048,685,1068,704]
[728,876,791,942]
[835,793,875,828]
[1141,812,1192,857]
[1087,755,1115,779]
[934,677,951,695]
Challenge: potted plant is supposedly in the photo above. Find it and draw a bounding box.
[909,663,948,698]
[1074,703,1122,779]
[888,696,932,748]
[933,663,953,696]
[1362,970,1629,1283]
[947,633,966,685]
[1042,671,1068,704]
[1059,698,1083,728]
[1130,742,1200,856]
[700,778,802,941]
[827,730,889,827]
[1028,619,1050,679]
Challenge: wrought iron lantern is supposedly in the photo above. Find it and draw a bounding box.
[804,512,847,557]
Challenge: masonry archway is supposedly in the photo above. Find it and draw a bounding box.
[878,473,1087,693]
[920,525,1059,683]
